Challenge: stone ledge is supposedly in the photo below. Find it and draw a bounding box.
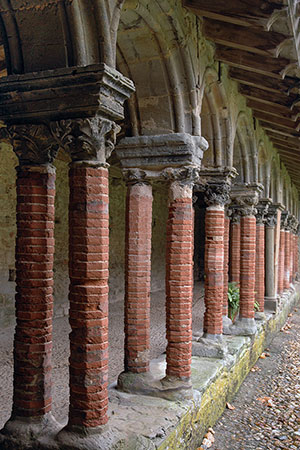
[1,284,299,450]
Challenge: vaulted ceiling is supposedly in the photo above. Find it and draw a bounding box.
[184,0,300,190]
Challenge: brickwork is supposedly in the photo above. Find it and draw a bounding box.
[203,207,225,335]
[223,216,230,317]
[290,232,294,283]
[13,166,55,418]
[68,165,109,427]
[255,223,265,311]
[240,216,256,319]
[166,183,193,379]
[278,229,285,294]
[284,230,290,290]
[124,181,153,373]
[230,220,241,286]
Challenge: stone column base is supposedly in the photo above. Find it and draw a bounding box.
[117,371,193,402]
[228,317,257,336]
[254,311,266,321]
[0,413,60,450]
[192,333,228,358]
[264,296,278,312]
[222,315,233,334]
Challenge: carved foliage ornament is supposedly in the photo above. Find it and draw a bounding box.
[1,123,60,166]
[204,182,231,207]
[265,213,277,228]
[51,117,120,164]
[161,166,200,186]
[234,195,258,217]
[255,204,269,224]
[123,168,148,185]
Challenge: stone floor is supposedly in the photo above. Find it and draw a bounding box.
[0,282,205,428]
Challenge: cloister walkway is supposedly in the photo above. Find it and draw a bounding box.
[0,282,205,428]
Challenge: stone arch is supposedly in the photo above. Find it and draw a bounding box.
[116,0,201,136]
[0,0,124,74]
[270,157,281,203]
[257,141,271,198]
[232,112,256,184]
[201,67,233,168]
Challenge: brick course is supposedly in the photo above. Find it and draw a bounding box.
[278,229,285,294]
[284,230,290,290]
[255,223,265,311]
[13,166,55,418]
[230,220,241,286]
[203,207,224,335]
[223,216,230,317]
[68,165,109,428]
[124,182,153,373]
[240,216,256,319]
[166,187,193,379]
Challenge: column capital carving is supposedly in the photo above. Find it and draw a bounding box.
[230,183,262,217]
[204,181,231,207]
[255,199,271,224]
[281,211,289,229]
[234,195,258,217]
[228,206,241,224]
[51,117,120,165]
[123,168,149,185]
[161,166,200,187]
[1,123,59,166]
[287,214,295,232]
[265,204,280,228]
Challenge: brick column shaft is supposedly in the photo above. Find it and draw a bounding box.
[230,221,241,286]
[294,234,298,279]
[284,230,290,290]
[166,185,193,379]
[14,166,55,418]
[124,182,153,373]
[240,216,256,319]
[223,216,230,317]
[255,223,265,312]
[68,165,109,428]
[278,229,285,294]
[203,207,224,335]
[290,232,294,283]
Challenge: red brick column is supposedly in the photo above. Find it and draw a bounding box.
[230,216,241,286]
[284,230,290,290]
[278,229,285,294]
[203,205,225,336]
[166,180,194,380]
[68,163,109,428]
[239,214,257,320]
[290,231,294,284]
[255,221,265,312]
[124,179,153,374]
[223,216,230,317]
[13,165,56,419]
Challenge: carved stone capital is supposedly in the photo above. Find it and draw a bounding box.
[255,201,270,224]
[287,214,295,232]
[281,211,289,230]
[265,213,277,228]
[51,117,120,165]
[230,183,262,217]
[2,123,59,166]
[204,182,231,207]
[123,168,149,186]
[228,206,241,224]
[161,166,200,187]
[234,196,258,217]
